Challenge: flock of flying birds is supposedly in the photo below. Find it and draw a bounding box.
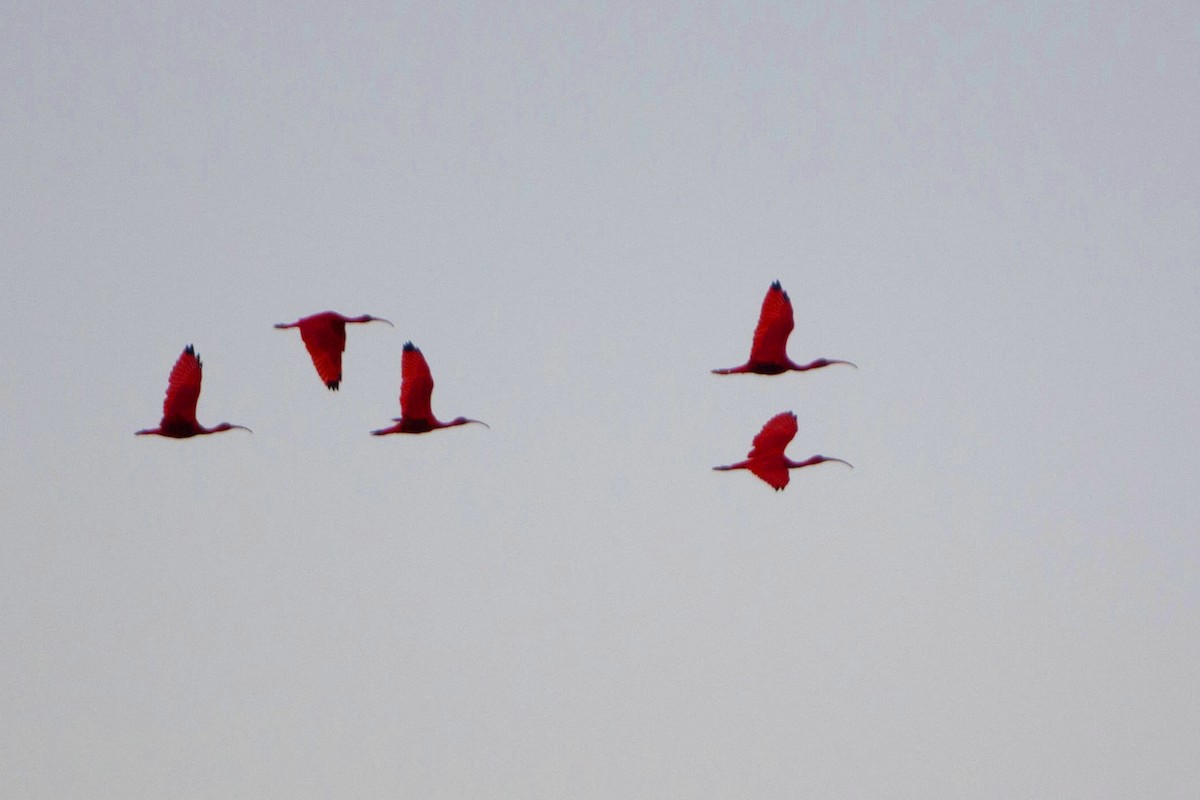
[136,281,854,491]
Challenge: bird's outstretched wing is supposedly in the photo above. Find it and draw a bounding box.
[747,281,794,364]
[400,342,435,423]
[299,317,346,390]
[748,411,798,459]
[162,345,202,425]
[749,461,790,490]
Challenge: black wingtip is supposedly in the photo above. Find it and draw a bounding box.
[326,380,340,391]
[403,341,417,352]
[770,280,782,289]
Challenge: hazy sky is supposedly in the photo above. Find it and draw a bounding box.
[3,2,1199,797]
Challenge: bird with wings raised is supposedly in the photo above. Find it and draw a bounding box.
[136,345,251,438]
[713,281,856,375]
[371,342,488,436]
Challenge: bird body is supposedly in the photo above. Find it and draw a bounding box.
[713,411,849,490]
[275,310,393,390]
[371,342,487,436]
[712,281,855,375]
[136,345,251,438]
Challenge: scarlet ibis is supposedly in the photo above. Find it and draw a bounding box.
[274,311,393,390]
[713,411,850,490]
[371,342,488,435]
[135,345,251,438]
[712,281,856,375]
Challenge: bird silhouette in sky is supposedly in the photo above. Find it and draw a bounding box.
[712,281,856,375]
[713,411,850,490]
[371,342,488,435]
[136,345,251,438]
[275,310,393,390]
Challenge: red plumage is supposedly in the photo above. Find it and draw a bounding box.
[713,411,850,491]
[371,342,488,436]
[275,310,393,390]
[136,345,250,438]
[712,281,855,375]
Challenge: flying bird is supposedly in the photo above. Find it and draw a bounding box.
[135,345,251,438]
[275,310,393,390]
[712,281,856,375]
[713,411,850,490]
[371,342,488,435]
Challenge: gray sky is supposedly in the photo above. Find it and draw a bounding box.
[3,2,1199,797]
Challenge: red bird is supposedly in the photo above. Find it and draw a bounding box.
[275,311,393,390]
[713,411,850,490]
[712,281,855,375]
[136,345,251,438]
[371,342,488,435]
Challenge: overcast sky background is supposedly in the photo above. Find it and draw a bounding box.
[3,2,1199,797]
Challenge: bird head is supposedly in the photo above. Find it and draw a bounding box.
[449,416,489,429]
[213,423,253,433]
[354,314,393,326]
